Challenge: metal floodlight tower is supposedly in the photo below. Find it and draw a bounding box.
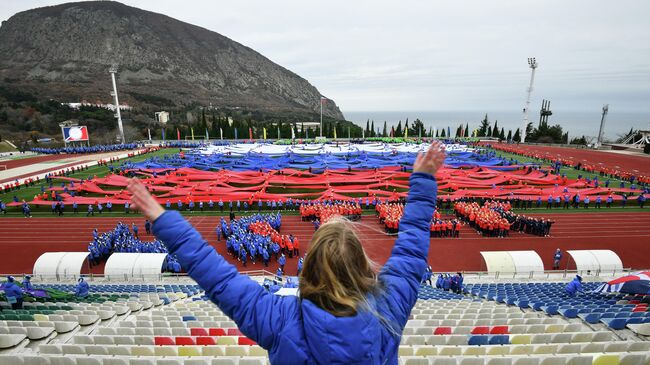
[596,104,609,148]
[521,57,538,143]
[109,64,126,144]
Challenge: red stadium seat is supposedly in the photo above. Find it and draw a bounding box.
[433,327,452,335]
[490,326,509,334]
[154,337,175,346]
[471,326,490,335]
[190,328,209,336]
[175,336,196,345]
[227,328,243,336]
[209,328,226,336]
[238,337,257,346]
[196,336,217,345]
[632,306,648,312]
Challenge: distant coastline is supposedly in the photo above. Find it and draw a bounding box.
[345,110,650,140]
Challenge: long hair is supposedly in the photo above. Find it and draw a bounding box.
[299,216,378,317]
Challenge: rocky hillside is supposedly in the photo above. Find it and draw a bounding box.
[0,1,344,119]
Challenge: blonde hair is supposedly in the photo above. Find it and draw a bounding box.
[299,216,379,317]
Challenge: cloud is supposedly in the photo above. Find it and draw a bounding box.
[1,0,649,114]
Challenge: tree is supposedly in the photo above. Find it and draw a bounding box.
[487,126,492,137]
[478,114,490,137]
[412,119,425,138]
[440,128,446,137]
[492,120,499,138]
[506,130,512,141]
[455,125,462,138]
[465,123,469,137]
[404,118,409,137]
[435,129,439,138]
[382,121,387,137]
[370,120,375,138]
[570,136,588,145]
[395,121,402,137]
[513,128,521,142]
[499,128,505,140]
[365,120,370,137]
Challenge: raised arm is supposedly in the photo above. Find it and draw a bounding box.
[127,179,288,349]
[378,142,445,329]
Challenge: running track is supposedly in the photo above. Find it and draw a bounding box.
[0,212,648,275]
[490,143,650,176]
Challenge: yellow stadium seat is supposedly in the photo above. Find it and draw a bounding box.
[593,355,620,365]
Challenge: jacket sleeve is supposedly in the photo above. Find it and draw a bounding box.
[378,172,437,330]
[153,211,289,349]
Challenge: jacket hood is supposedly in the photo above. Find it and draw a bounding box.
[300,299,383,364]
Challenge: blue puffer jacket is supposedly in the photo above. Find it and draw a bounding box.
[565,277,582,296]
[4,282,23,299]
[75,279,89,297]
[153,172,437,365]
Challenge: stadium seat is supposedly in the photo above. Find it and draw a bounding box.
[209,328,226,336]
[190,328,209,336]
[175,336,196,345]
[592,355,620,365]
[154,336,174,346]
[489,326,509,334]
[471,326,490,335]
[196,336,216,345]
[434,326,453,335]
[468,335,489,346]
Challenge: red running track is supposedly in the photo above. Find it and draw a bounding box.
[0,212,649,274]
[492,143,650,176]
[0,154,82,171]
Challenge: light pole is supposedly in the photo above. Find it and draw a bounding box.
[109,64,125,144]
[521,57,538,143]
[596,104,609,148]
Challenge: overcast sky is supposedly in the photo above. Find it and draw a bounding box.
[2,0,649,114]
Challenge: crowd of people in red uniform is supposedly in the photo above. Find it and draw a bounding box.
[454,200,512,237]
[249,220,300,258]
[377,203,461,237]
[299,200,363,224]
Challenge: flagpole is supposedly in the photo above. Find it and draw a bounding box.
[320,97,323,138]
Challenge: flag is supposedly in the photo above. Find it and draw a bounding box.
[277,126,281,139]
[333,127,337,140]
[447,126,451,138]
[291,126,295,140]
[320,96,327,104]
[162,128,166,141]
[220,128,223,140]
[249,127,253,140]
[205,128,209,140]
[348,126,351,139]
[404,127,408,139]
[191,128,195,140]
[460,125,464,138]
[263,127,267,140]
[234,128,238,140]
[305,128,309,139]
[362,129,365,139]
[147,128,152,141]
[177,128,180,141]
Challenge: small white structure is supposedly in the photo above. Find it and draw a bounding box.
[566,250,623,274]
[480,250,544,276]
[33,252,89,280]
[104,253,168,280]
[155,111,170,124]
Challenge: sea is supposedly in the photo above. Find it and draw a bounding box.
[345,110,650,141]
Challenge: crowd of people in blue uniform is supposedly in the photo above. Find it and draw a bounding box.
[2,275,90,309]
[434,272,465,294]
[87,222,181,273]
[31,143,143,154]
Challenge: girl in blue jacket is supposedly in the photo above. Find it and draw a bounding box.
[127,142,445,365]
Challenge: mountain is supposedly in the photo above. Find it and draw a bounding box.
[0,1,344,119]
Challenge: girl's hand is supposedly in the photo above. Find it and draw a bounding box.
[127,178,165,222]
[413,141,446,176]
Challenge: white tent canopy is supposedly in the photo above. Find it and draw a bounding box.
[480,251,544,275]
[104,253,168,280]
[32,252,89,279]
[567,250,623,273]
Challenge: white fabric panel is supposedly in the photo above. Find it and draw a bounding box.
[508,251,544,274]
[480,251,516,274]
[33,252,67,278]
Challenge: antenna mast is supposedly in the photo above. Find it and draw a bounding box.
[521,57,538,143]
[109,64,125,144]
